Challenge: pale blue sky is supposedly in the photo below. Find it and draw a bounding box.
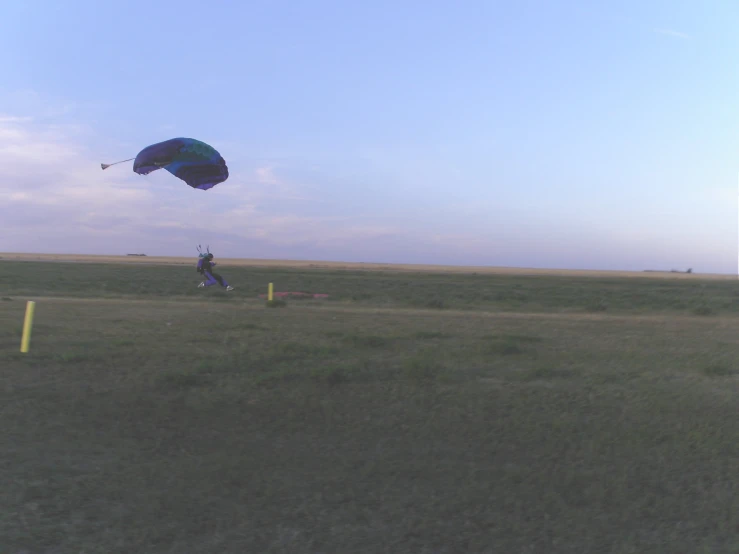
[1,0,737,273]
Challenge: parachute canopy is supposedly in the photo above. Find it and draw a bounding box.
[132,137,229,190]
[100,137,229,190]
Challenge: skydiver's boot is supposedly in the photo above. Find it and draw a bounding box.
[198,282,205,288]
[226,286,234,291]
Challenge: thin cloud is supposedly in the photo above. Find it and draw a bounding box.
[255,166,279,185]
[0,115,33,123]
[653,28,691,39]
[243,165,321,202]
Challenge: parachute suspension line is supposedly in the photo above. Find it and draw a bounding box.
[100,158,135,170]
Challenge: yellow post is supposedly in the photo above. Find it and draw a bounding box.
[268,282,274,302]
[20,300,36,353]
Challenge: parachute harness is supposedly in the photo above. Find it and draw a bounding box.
[196,245,212,275]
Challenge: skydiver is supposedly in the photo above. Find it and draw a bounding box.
[197,252,234,291]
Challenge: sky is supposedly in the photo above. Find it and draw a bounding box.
[1,0,737,273]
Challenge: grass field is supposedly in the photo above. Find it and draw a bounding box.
[2,257,739,553]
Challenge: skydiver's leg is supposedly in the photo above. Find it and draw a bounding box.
[202,271,219,286]
[212,272,234,290]
[211,272,230,287]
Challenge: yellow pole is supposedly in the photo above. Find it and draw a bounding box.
[20,300,36,353]
[268,282,274,302]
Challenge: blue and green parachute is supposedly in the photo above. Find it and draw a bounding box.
[101,137,229,191]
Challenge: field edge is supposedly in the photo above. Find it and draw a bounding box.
[0,252,733,280]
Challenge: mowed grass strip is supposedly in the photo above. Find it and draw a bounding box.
[1,265,739,553]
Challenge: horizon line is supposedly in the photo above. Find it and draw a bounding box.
[0,251,732,278]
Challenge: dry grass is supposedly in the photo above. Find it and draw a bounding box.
[1,260,739,553]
